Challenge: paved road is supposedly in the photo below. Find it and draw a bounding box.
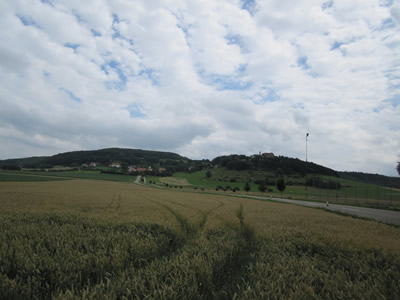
[239,195,400,226]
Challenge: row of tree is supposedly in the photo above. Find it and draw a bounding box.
[242,177,287,196]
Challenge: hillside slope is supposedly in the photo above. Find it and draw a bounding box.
[0,148,189,170]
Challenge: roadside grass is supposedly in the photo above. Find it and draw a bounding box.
[0,180,399,298]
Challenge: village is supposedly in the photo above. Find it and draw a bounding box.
[80,162,166,174]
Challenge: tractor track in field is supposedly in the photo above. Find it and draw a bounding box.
[108,192,122,211]
[134,190,260,298]
[158,197,225,231]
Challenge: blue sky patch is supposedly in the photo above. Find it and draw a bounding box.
[102,61,128,90]
[40,0,54,6]
[139,69,160,86]
[91,29,102,37]
[322,0,334,10]
[241,0,256,14]
[71,10,84,23]
[108,61,127,83]
[380,18,396,30]
[210,75,252,91]
[331,41,347,56]
[253,85,280,103]
[386,94,400,107]
[292,103,305,109]
[127,104,146,118]
[380,0,394,7]
[112,14,122,40]
[197,64,251,91]
[297,56,311,70]
[59,88,82,103]
[64,43,80,52]
[16,14,38,27]
[225,34,248,53]
[331,41,343,50]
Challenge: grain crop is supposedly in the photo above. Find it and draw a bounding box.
[0,180,399,299]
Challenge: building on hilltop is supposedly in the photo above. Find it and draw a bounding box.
[262,152,275,158]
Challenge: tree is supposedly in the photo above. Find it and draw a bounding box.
[258,182,266,195]
[397,162,400,176]
[206,170,212,179]
[276,177,286,197]
[244,182,251,193]
[121,162,128,173]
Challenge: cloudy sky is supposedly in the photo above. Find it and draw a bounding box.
[0,0,399,175]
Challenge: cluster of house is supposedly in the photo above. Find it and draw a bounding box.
[80,162,166,173]
[110,162,166,173]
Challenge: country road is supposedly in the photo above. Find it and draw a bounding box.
[238,195,400,226]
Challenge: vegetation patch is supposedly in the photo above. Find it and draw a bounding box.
[0,172,70,182]
[0,214,184,299]
[160,177,192,186]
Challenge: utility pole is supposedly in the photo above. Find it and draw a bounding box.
[305,133,309,199]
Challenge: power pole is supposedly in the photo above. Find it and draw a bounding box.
[305,133,309,199]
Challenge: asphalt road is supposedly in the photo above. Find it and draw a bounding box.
[242,195,400,226]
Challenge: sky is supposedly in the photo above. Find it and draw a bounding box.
[0,0,399,176]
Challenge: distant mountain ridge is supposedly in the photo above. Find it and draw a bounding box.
[0,148,399,185]
[0,148,188,170]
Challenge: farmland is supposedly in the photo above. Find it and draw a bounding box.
[0,179,399,299]
[2,168,400,210]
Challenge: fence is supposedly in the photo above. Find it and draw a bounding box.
[304,176,400,209]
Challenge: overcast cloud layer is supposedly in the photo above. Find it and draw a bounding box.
[0,0,399,175]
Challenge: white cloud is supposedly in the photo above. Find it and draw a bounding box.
[0,0,399,176]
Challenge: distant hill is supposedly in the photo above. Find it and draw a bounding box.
[44,148,187,166]
[211,154,338,177]
[1,149,399,187]
[0,148,190,171]
[0,156,48,169]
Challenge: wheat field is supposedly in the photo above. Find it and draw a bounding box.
[0,180,399,299]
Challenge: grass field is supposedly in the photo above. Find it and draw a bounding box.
[174,170,400,209]
[0,180,399,299]
[2,169,400,210]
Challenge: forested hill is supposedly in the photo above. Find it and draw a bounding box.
[44,148,187,166]
[211,154,338,177]
[0,148,189,169]
[1,149,398,182]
